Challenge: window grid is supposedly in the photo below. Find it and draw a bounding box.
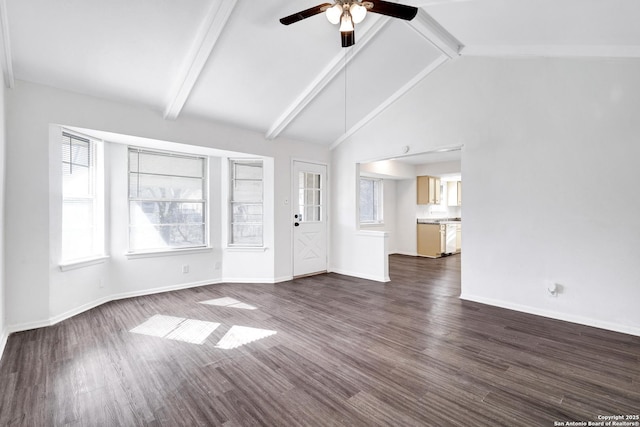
[359,177,383,224]
[61,132,103,262]
[297,172,322,223]
[229,159,263,247]
[128,148,207,252]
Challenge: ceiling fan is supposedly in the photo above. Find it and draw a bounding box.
[280,0,418,48]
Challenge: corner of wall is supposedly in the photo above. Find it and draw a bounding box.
[0,72,6,361]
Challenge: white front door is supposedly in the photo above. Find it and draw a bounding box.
[293,161,327,277]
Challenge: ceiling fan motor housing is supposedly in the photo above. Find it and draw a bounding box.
[280,0,418,47]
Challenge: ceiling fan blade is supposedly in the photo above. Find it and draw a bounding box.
[368,0,418,20]
[280,3,332,25]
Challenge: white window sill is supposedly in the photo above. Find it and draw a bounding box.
[126,247,213,260]
[225,246,268,252]
[59,255,110,272]
[360,222,385,227]
[356,230,389,238]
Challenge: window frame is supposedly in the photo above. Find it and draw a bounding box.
[127,147,209,254]
[60,131,105,263]
[359,176,384,225]
[229,158,264,247]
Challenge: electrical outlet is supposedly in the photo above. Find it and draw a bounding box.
[546,281,561,297]
[182,265,189,274]
[214,262,221,270]
[98,278,104,289]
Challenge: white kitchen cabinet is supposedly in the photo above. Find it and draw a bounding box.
[447,181,462,206]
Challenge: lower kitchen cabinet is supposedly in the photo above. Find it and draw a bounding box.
[417,224,444,258]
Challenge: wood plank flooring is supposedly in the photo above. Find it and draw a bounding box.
[0,254,639,426]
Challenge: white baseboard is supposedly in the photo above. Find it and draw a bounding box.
[5,274,302,336]
[3,267,394,344]
[460,293,640,337]
[48,296,111,328]
[109,279,220,302]
[221,276,292,284]
[7,318,52,334]
[0,327,8,361]
[7,279,224,335]
[391,251,418,257]
[328,267,390,283]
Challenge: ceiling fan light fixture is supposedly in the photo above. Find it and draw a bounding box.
[350,3,367,24]
[339,12,354,32]
[325,4,343,25]
[341,30,355,48]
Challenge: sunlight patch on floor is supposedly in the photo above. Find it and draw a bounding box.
[215,325,277,350]
[200,297,257,310]
[130,314,220,345]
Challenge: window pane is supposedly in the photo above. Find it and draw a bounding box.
[62,200,94,259]
[234,162,262,180]
[63,163,91,197]
[299,172,321,189]
[130,224,205,251]
[231,180,262,202]
[129,173,203,200]
[230,160,263,246]
[231,224,263,246]
[128,148,207,252]
[231,203,262,223]
[130,201,204,226]
[61,133,102,262]
[306,189,321,205]
[130,150,203,178]
[304,206,321,222]
[360,178,381,223]
[62,136,90,167]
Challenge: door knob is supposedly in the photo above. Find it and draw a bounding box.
[294,222,300,227]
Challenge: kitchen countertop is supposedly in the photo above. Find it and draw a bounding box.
[417,218,462,224]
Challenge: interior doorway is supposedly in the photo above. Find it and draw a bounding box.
[358,147,463,280]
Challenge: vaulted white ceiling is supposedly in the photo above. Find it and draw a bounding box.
[2,0,640,146]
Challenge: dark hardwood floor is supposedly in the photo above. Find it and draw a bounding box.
[0,254,638,426]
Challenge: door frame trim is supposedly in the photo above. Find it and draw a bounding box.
[290,158,330,279]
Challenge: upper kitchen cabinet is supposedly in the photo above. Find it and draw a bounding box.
[417,176,441,205]
[447,181,462,206]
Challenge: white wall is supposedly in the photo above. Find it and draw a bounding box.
[360,159,416,179]
[394,178,418,256]
[0,80,7,355]
[331,56,640,336]
[6,80,329,330]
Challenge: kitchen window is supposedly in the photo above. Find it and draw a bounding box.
[229,159,263,246]
[61,132,105,262]
[128,148,207,252]
[359,177,383,224]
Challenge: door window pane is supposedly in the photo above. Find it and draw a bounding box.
[298,172,322,223]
